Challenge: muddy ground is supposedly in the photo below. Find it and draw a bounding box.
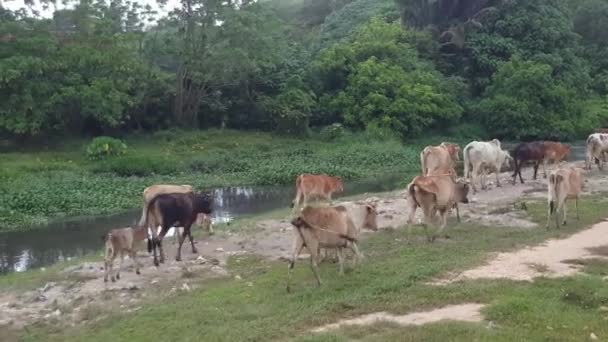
[1,160,608,333]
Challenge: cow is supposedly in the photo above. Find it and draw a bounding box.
[138,184,193,227]
[103,226,147,283]
[511,141,546,184]
[286,204,376,292]
[586,133,608,170]
[463,139,513,193]
[406,175,470,242]
[317,201,378,262]
[291,174,344,211]
[145,192,213,266]
[420,142,461,177]
[543,141,570,174]
[546,167,583,229]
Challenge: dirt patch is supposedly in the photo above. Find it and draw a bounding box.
[311,304,485,333]
[436,221,608,283]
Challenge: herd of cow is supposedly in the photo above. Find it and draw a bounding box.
[102,132,608,290]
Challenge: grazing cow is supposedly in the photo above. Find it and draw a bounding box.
[586,133,608,170]
[543,141,570,172]
[287,205,377,292]
[103,226,147,283]
[546,167,583,229]
[511,141,546,184]
[146,192,213,266]
[406,175,469,242]
[291,174,344,210]
[420,142,461,177]
[318,201,378,262]
[463,139,513,193]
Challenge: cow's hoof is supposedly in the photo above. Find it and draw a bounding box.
[111,277,116,283]
[104,278,108,283]
[154,260,160,267]
[192,248,198,254]
[562,221,567,226]
[496,183,502,188]
[116,274,120,280]
[136,270,141,275]
[176,257,182,262]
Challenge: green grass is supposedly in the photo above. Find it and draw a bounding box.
[0,129,470,231]
[18,196,608,341]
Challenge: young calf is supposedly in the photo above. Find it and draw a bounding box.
[546,167,583,229]
[146,192,213,266]
[103,226,147,282]
[287,205,377,292]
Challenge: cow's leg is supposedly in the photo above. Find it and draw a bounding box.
[286,236,304,293]
[336,248,345,275]
[546,199,553,229]
[518,163,525,184]
[306,240,322,287]
[425,207,437,242]
[116,251,124,280]
[406,197,418,243]
[349,242,364,265]
[562,201,568,226]
[471,164,479,193]
[130,249,141,275]
[542,159,548,179]
[186,225,197,254]
[512,159,519,185]
[495,167,501,187]
[575,197,580,220]
[157,227,169,264]
[175,225,190,262]
[533,161,540,180]
[432,210,448,242]
[455,203,460,223]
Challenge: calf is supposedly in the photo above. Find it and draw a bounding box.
[406,175,469,242]
[287,205,377,292]
[546,167,583,229]
[586,133,608,170]
[146,192,213,266]
[291,174,344,210]
[511,141,546,184]
[463,139,512,193]
[103,226,147,282]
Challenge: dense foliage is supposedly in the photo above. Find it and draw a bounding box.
[2,0,608,140]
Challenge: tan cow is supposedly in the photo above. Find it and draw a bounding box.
[287,205,376,292]
[420,142,461,177]
[542,141,571,177]
[546,167,583,229]
[103,226,147,283]
[406,175,469,242]
[291,174,344,211]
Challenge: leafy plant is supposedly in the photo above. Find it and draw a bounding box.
[85,137,127,161]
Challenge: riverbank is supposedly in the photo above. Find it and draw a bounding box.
[3,161,608,341]
[1,130,462,231]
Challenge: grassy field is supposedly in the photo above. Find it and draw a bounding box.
[0,129,471,231]
[18,197,608,341]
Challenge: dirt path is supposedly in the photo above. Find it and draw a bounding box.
[0,160,605,332]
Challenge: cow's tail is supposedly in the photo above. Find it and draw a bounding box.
[463,144,472,180]
[291,175,302,209]
[145,195,161,252]
[548,173,563,215]
[408,183,421,208]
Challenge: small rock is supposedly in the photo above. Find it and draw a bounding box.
[211,265,228,276]
[151,279,159,285]
[41,282,55,292]
[123,283,139,291]
[546,326,553,331]
[52,309,61,317]
[40,267,46,272]
[599,306,608,312]
[246,282,253,287]
[603,276,608,281]
[181,283,191,292]
[590,333,598,340]
[215,247,225,253]
[209,258,220,266]
[234,275,242,280]
[196,256,207,264]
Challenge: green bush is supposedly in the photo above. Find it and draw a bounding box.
[319,123,347,141]
[85,137,127,160]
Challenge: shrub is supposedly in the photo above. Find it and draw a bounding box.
[85,137,127,160]
[319,123,347,141]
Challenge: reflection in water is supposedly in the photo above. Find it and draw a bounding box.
[0,174,404,274]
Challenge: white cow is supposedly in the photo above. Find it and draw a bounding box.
[585,133,608,170]
[463,139,513,193]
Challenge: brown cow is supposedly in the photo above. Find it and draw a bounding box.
[287,205,376,292]
[139,184,193,227]
[546,167,583,229]
[542,141,570,176]
[420,142,461,177]
[406,175,469,242]
[291,174,344,210]
[511,141,546,184]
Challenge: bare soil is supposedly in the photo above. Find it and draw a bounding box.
[1,160,605,333]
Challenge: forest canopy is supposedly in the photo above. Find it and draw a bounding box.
[2,0,608,140]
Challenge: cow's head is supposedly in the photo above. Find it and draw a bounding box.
[193,192,214,215]
[363,203,378,231]
[501,150,514,170]
[560,144,571,161]
[442,143,461,161]
[333,176,344,193]
[291,216,307,229]
[455,180,470,204]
